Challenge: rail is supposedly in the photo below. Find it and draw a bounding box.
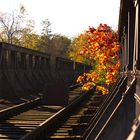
[93,78,136,140]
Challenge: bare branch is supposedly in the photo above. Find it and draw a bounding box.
[9,12,15,34]
[0,15,9,34]
[0,8,26,44]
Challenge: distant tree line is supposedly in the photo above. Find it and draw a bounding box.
[0,5,99,64]
[0,5,71,58]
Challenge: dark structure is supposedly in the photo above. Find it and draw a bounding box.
[0,42,51,102]
[1,0,140,139]
[85,0,140,139]
[0,42,91,106]
[118,0,140,138]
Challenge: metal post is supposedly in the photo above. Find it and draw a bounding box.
[128,2,135,71]
[133,0,139,73]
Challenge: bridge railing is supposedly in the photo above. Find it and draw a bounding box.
[0,42,92,105]
[0,42,51,102]
[55,57,75,85]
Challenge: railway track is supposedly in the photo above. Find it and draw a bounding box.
[68,86,83,103]
[0,75,125,140]
[0,105,62,140]
[0,100,16,111]
[0,85,86,140]
[18,87,107,140]
[0,84,80,111]
[0,98,41,121]
[45,76,125,140]
[46,90,106,140]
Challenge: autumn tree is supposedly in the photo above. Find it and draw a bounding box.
[76,24,121,94]
[18,20,40,50]
[50,34,71,57]
[67,33,91,64]
[0,5,26,44]
[38,19,52,52]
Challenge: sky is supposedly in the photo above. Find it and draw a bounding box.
[0,0,120,38]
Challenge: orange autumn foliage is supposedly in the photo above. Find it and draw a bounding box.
[77,24,121,94]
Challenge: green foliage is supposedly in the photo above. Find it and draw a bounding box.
[0,7,71,57]
[67,33,93,65]
[50,34,71,57]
